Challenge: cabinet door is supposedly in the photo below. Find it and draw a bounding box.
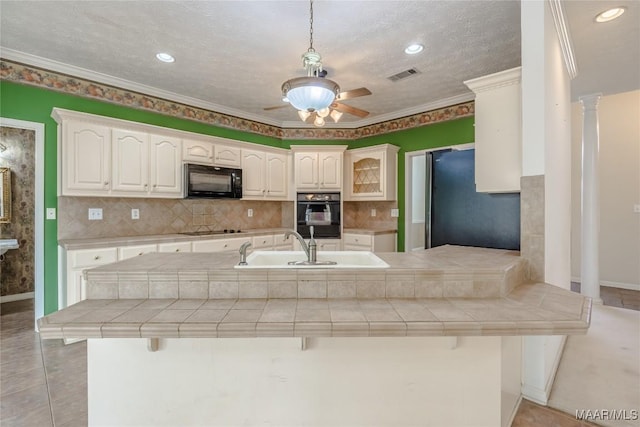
[67,269,86,308]
[150,134,182,196]
[62,121,111,194]
[318,152,342,189]
[192,238,248,253]
[158,241,192,253]
[112,128,149,193]
[213,145,241,168]
[265,152,288,198]
[318,239,341,251]
[183,139,214,164]
[242,149,267,197]
[295,152,319,189]
[350,153,383,198]
[118,244,158,260]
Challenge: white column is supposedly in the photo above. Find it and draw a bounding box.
[580,93,602,303]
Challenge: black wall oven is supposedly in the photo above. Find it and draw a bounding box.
[296,192,341,239]
[184,163,242,199]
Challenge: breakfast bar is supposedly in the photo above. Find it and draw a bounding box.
[37,245,591,427]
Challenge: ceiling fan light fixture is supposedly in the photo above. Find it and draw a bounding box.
[330,109,343,123]
[298,110,311,121]
[282,77,339,112]
[595,7,626,22]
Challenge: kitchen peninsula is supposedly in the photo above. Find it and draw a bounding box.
[38,245,591,427]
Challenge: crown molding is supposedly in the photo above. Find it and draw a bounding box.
[464,67,522,93]
[548,0,578,79]
[0,48,284,127]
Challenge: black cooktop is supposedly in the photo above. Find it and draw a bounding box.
[180,229,243,236]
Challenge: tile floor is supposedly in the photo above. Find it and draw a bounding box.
[1,284,638,427]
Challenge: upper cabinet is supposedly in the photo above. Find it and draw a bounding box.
[241,148,289,200]
[291,145,347,191]
[464,67,522,193]
[344,144,399,201]
[183,138,241,168]
[60,120,111,193]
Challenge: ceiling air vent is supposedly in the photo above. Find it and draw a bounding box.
[387,68,421,82]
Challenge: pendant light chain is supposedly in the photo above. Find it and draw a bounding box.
[308,0,314,52]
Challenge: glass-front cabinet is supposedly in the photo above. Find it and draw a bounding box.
[345,144,399,201]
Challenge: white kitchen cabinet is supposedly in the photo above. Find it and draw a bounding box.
[191,237,249,253]
[342,232,396,252]
[111,128,149,193]
[291,146,347,191]
[183,138,241,168]
[464,67,522,193]
[241,148,289,200]
[292,238,341,252]
[118,244,158,260]
[149,134,182,196]
[345,144,399,201]
[183,139,214,164]
[252,234,275,250]
[158,241,192,253]
[60,120,111,195]
[272,232,294,250]
[62,246,118,308]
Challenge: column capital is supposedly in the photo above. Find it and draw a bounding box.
[579,93,602,110]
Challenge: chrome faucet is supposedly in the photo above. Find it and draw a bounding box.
[238,241,252,265]
[284,229,312,262]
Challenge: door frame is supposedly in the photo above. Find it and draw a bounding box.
[404,143,474,252]
[0,118,45,329]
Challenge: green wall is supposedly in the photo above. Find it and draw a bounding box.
[0,80,473,313]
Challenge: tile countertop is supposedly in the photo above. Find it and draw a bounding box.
[58,228,291,250]
[343,228,397,236]
[38,246,591,339]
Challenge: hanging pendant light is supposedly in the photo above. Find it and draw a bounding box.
[281,0,340,125]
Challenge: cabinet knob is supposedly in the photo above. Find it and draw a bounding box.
[175,249,180,252]
[144,184,148,188]
[138,252,143,256]
[94,255,100,260]
[224,244,228,248]
[104,182,109,186]
[153,184,157,188]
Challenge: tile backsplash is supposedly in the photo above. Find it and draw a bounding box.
[58,197,294,240]
[343,201,398,230]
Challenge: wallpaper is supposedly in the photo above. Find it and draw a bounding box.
[0,127,35,296]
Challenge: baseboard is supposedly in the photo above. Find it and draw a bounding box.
[571,277,640,291]
[0,291,35,303]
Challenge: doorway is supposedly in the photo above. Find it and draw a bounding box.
[0,118,45,328]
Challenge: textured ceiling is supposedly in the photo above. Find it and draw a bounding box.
[0,1,637,128]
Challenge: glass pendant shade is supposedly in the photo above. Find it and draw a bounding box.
[313,116,326,127]
[298,110,311,121]
[330,109,343,123]
[282,77,339,112]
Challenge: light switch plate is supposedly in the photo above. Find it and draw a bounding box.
[371,209,376,217]
[391,208,399,217]
[131,209,140,220]
[634,204,640,214]
[88,208,103,220]
[46,208,56,220]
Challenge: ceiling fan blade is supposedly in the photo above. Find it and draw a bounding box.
[336,87,372,101]
[263,104,290,111]
[333,102,370,118]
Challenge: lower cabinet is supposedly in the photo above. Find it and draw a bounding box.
[342,233,396,252]
[61,246,118,308]
[118,244,158,261]
[191,237,249,253]
[158,242,192,253]
[292,238,342,252]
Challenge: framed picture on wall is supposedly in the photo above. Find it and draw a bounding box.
[0,167,11,223]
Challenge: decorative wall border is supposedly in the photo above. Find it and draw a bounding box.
[1,59,474,140]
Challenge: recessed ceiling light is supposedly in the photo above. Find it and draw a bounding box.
[155,53,175,63]
[595,7,626,23]
[404,44,424,55]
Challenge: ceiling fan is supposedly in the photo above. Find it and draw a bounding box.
[263,0,372,126]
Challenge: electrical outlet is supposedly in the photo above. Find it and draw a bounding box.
[391,208,399,218]
[131,209,140,220]
[46,208,56,220]
[88,208,103,220]
[248,208,254,217]
[371,208,376,217]
[634,204,640,213]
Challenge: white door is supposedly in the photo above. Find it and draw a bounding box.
[150,134,182,196]
[295,152,318,189]
[318,152,342,189]
[242,149,266,197]
[111,128,149,193]
[183,139,214,164]
[63,121,110,193]
[265,152,287,198]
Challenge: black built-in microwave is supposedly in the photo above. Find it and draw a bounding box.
[184,163,242,199]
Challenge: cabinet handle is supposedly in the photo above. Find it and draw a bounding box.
[94,255,101,260]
